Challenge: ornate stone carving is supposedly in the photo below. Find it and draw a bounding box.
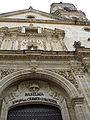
[72,67,85,75]
[49,69,78,88]
[18,81,40,92]
[0,69,16,79]
[0,26,67,51]
[18,81,29,92]
[21,39,28,50]
[48,88,64,101]
[30,66,38,73]
[29,83,40,92]
[3,85,18,104]
[3,80,64,105]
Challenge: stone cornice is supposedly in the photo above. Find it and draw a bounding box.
[0,26,65,38]
[75,48,90,60]
[0,48,89,61]
[0,50,75,61]
[0,18,90,26]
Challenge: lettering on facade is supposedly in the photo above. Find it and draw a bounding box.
[12,97,57,105]
[25,92,44,96]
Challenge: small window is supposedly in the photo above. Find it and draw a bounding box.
[84,27,90,32]
[27,15,35,19]
[64,7,71,12]
[25,28,38,33]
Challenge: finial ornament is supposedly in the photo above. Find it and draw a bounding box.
[29,6,33,9]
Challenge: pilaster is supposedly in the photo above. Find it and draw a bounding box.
[71,97,90,120]
[70,61,90,112]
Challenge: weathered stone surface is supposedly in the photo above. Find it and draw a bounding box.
[0,2,90,120]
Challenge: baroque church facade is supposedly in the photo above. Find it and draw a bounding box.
[0,2,90,120]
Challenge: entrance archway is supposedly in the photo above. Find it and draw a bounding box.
[0,69,83,120]
[0,69,79,99]
[7,104,63,120]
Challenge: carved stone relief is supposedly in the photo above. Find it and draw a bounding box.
[3,82,39,104]
[29,83,40,92]
[3,85,18,104]
[2,80,65,106]
[1,79,74,120]
[21,39,28,50]
[49,69,78,88]
[48,87,64,101]
[71,67,85,75]
[0,69,16,79]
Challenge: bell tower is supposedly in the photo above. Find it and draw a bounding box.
[50,2,87,20]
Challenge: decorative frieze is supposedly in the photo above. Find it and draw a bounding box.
[0,26,67,51]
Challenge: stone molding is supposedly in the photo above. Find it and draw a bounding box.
[71,97,84,107]
[0,48,89,60]
[0,17,90,26]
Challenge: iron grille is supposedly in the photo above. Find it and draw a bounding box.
[7,104,63,120]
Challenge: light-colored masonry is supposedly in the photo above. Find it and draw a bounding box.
[0,2,90,120]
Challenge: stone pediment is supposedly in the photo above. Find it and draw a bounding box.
[0,6,57,21]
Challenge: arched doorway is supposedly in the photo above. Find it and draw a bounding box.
[0,69,82,120]
[7,104,63,120]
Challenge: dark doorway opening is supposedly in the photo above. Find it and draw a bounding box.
[7,104,63,120]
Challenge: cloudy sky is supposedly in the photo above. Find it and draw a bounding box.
[0,0,90,20]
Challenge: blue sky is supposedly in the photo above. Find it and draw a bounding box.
[0,0,90,20]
